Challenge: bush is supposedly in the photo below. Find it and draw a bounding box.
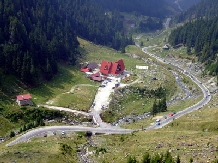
[10,131,15,138]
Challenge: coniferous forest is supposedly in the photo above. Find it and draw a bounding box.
[169,16,218,75]
[93,0,175,18]
[0,0,133,84]
[174,0,218,22]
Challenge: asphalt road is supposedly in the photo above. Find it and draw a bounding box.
[142,47,211,130]
[6,126,133,147]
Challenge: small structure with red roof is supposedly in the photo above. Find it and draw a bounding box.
[100,59,125,75]
[80,62,99,73]
[90,72,102,82]
[16,93,33,106]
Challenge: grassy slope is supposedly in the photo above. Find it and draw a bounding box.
[90,106,218,163]
[0,133,87,163]
[0,29,216,163]
[88,26,218,163]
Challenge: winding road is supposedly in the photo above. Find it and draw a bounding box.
[6,19,211,146]
[142,47,211,130]
[6,126,133,147]
[6,47,211,146]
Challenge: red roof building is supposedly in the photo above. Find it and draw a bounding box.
[16,94,33,106]
[80,67,90,72]
[90,72,102,82]
[100,59,125,75]
[80,62,99,72]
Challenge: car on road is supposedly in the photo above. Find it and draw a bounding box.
[156,122,160,126]
[168,113,174,117]
[99,84,106,87]
[61,131,65,135]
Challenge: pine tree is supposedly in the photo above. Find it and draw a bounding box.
[142,152,150,163]
[176,155,181,163]
[151,99,158,116]
[10,131,15,138]
[127,156,137,163]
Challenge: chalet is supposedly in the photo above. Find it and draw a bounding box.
[80,62,98,72]
[100,59,125,75]
[16,94,33,106]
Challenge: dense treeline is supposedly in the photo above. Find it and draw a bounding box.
[138,17,163,32]
[0,0,133,85]
[165,0,200,11]
[2,107,65,123]
[71,0,133,51]
[175,0,218,22]
[94,0,176,18]
[168,16,218,75]
[0,0,79,84]
[127,151,218,163]
[127,151,180,163]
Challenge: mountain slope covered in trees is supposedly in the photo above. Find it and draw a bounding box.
[169,16,218,75]
[165,0,200,11]
[93,0,177,18]
[0,0,133,85]
[174,0,218,22]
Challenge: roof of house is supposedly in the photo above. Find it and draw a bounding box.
[87,62,98,70]
[100,59,125,75]
[16,94,32,101]
[80,67,90,72]
[90,72,100,78]
[19,99,33,106]
[91,76,102,82]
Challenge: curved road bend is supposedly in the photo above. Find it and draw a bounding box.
[6,45,211,146]
[6,126,133,147]
[142,47,211,130]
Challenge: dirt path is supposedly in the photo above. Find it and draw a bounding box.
[38,105,91,116]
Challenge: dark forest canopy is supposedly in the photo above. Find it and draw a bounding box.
[165,0,200,11]
[93,0,177,18]
[0,0,133,84]
[174,0,218,23]
[169,16,218,75]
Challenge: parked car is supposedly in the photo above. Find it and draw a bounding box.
[62,131,65,135]
[156,122,160,126]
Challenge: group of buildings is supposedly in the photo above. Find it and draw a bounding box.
[80,59,125,82]
[16,59,126,106]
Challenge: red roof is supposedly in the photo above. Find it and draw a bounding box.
[91,76,102,82]
[80,68,90,72]
[90,72,100,78]
[16,94,32,101]
[100,59,125,75]
[168,113,174,117]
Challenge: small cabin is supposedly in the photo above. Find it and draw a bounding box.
[16,94,33,106]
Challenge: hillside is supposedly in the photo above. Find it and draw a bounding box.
[165,0,200,11]
[174,0,218,22]
[94,0,177,18]
[1,30,218,163]
[168,16,218,76]
[2,1,218,163]
[0,0,133,85]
